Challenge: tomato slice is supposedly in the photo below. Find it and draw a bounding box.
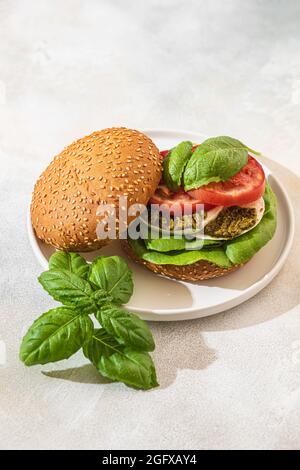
[188,156,265,206]
[160,149,169,158]
[149,185,216,212]
[157,146,216,211]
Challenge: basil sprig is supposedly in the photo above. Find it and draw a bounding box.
[20,252,158,390]
[183,136,260,191]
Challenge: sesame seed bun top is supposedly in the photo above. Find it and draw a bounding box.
[31,127,162,251]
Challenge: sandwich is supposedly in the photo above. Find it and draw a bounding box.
[31,129,277,283]
[121,136,277,281]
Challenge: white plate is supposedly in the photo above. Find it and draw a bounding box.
[27,129,294,321]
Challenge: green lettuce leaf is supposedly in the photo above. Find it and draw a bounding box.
[129,239,232,268]
[145,237,223,252]
[225,183,277,264]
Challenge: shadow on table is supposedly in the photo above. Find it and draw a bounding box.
[43,365,112,385]
[151,322,216,389]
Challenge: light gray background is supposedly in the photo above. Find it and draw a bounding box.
[1,0,300,449]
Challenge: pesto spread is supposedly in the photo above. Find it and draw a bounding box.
[144,205,257,239]
[204,206,257,238]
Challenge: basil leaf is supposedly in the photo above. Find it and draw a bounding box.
[88,256,133,305]
[99,347,158,390]
[225,183,277,264]
[38,270,97,313]
[246,146,261,156]
[96,304,155,352]
[83,329,121,364]
[129,239,232,268]
[183,136,253,190]
[49,251,89,279]
[20,307,93,366]
[163,141,193,190]
[145,237,223,252]
[92,289,113,307]
[83,329,159,390]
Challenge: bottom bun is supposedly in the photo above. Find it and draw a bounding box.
[120,240,241,282]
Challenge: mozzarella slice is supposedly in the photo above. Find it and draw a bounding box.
[203,205,224,227]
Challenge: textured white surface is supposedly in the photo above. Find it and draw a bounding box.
[0,0,300,450]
